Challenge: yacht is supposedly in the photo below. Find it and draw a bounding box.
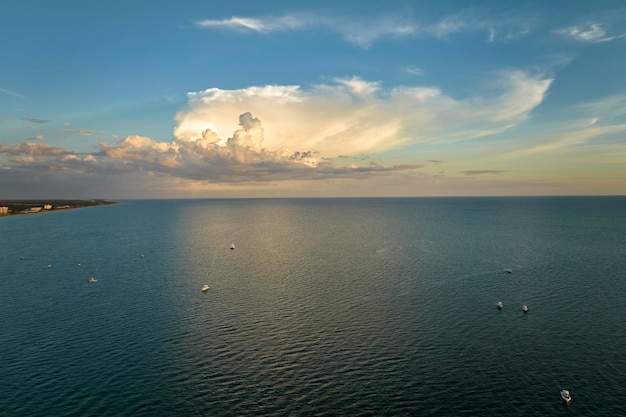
[497,301,504,309]
[88,278,97,283]
[560,389,571,404]
[505,269,513,273]
[201,285,210,292]
[230,243,235,250]
[522,305,529,313]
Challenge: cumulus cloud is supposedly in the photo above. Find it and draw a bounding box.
[0,142,67,156]
[1,71,551,190]
[1,112,418,185]
[175,72,551,157]
[0,142,70,166]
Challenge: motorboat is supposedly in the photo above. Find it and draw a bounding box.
[201,285,210,292]
[230,243,235,250]
[88,278,97,283]
[497,301,504,309]
[505,269,513,273]
[522,305,529,313]
[560,389,571,404]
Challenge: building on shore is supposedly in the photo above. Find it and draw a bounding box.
[43,204,53,210]
[0,206,8,214]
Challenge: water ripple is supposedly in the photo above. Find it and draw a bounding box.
[2,198,626,416]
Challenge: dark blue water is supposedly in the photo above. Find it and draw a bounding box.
[1,197,625,416]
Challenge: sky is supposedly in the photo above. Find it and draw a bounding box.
[1,0,625,199]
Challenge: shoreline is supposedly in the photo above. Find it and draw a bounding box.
[0,199,117,217]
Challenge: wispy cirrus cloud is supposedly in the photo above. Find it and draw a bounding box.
[427,10,535,42]
[404,67,424,76]
[195,10,535,48]
[196,15,313,32]
[460,169,507,176]
[0,87,24,99]
[505,124,626,158]
[556,22,626,42]
[196,13,414,48]
[62,129,94,135]
[578,94,626,121]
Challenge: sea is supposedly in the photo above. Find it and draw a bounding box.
[1,197,625,417]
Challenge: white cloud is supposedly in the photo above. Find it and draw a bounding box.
[195,13,414,48]
[583,117,599,128]
[505,124,626,158]
[175,72,551,158]
[418,7,535,42]
[195,11,535,48]
[1,71,552,190]
[578,94,626,121]
[0,87,24,99]
[404,67,424,76]
[556,22,626,42]
[196,15,311,32]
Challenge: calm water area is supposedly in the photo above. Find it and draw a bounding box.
[1,197,625,416]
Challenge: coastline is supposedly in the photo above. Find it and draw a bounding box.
[0,199,117,217]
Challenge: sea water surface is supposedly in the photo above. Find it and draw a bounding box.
[1,197,625,416]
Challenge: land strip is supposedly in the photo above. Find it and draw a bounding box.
[0,199,117,216]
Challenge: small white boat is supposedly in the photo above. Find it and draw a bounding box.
[505,269,513,273]
[560,389,571,404]
[522,305,529,313]
[47,264,53,268]
[88,278,97,283]
[497,301,504,309]
[230,243,235,250]
[201,285,210,292]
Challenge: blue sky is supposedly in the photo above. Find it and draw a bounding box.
[1,0,625,198]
